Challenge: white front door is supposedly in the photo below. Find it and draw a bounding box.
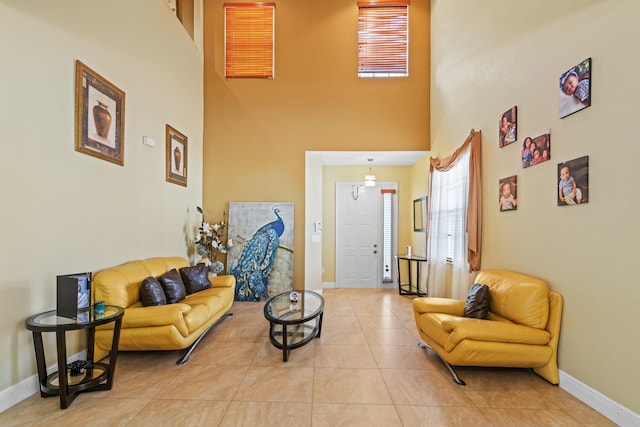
[335,182,379,288]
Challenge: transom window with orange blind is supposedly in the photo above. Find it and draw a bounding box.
[224,2,275,78]
[357,0,409,78]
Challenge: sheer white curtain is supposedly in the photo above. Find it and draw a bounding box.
[427,144,474,299]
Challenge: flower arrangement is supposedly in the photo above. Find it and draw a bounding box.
[195,206,233,274]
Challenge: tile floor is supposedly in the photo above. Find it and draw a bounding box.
[1,288,616,426]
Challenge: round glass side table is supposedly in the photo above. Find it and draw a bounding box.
[25,305,124,409]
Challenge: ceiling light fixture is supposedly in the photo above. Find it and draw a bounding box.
[364,158,376,187]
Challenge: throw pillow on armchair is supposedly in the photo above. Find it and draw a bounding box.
[464,283,490,319]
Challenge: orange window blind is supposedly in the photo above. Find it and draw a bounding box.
[224,2,275,78]
[357,0,409,78]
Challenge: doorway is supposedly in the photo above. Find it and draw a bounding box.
[303,150,426,292]
[335,181,398,289]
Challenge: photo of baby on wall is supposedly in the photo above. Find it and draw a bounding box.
[559,58,591,118]
[522,129,551,168]
[558,156,589,206]
[499,106,517,147]
[499,175,517,212]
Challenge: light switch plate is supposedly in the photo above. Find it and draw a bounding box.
[142,136,156,148]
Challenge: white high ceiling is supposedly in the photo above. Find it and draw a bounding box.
[311,151,428,166]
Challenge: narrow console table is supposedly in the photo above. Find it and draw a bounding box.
[25,305,124,409]
[396,255,428,297]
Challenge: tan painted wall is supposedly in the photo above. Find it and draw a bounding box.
[202,0,431,288]
[409,154,429,257]
[431,0,639,414]
[0,0,204,392]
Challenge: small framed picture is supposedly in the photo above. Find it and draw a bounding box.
[558,156,589,206]
[499,175,517,211]
[74,60,125,166]
[499,106,517,147]
[56,272,92,319]
[166,124,188,186]
[559,58,591,118]
[522,129,551,168]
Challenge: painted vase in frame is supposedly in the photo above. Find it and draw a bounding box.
[92,101,112,139]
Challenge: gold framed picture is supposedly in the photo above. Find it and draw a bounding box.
[74,60,125,166]
[166,124,187,186]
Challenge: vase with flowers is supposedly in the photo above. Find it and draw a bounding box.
[195,206,233,276]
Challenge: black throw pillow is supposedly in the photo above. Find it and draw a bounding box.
[464,283,490,319]
[140,277,167,306]
[180,263,211,295]
[158,269,187,304]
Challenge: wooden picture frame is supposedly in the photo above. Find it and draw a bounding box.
[166,124,187,186]
[74,60,125,166]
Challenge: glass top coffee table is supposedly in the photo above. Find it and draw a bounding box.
[263,290,324,361]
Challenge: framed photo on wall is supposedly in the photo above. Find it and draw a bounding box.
[499,175,517,211]
[559,58,591,119]
[499,106,517,147]
[558,156,589,206]
[166,124,188,186]
[74,60,125,166]
[522,129,551,168]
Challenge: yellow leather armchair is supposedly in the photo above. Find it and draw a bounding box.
[413,269,563,385]
[92,257,236,364]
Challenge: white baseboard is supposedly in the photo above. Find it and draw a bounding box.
[0,374,40,413]
[321,282,397,290]
[0,350,86,413]
[560,370,640,427]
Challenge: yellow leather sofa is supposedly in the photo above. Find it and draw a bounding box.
[413,269,563,385]
[92,257,235,363]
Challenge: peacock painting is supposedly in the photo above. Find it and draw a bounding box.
[227,202,294,302]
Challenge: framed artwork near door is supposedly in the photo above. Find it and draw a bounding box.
[413,196,427,232]
[227,202,294,301]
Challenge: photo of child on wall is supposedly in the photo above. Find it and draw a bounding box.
[499,175,517,211]
[499,106,517,147]
[558,156,589,206]
[522,129,551,168]
[559,58,591,118]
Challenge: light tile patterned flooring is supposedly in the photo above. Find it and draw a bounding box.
[2,288,615,426]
